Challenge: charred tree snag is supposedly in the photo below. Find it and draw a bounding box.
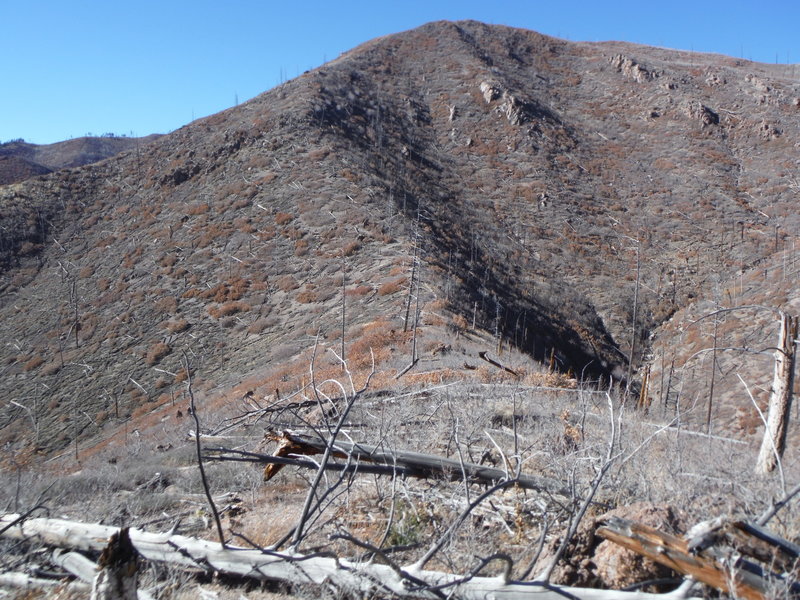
[92,528,139,600]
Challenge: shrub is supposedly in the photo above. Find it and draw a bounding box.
[164,318,190,333]
[294,239,309,256]
[154,296,179,314]
[276,275,299,292]
[187,202,210,215]
[377,277,406,296]
[342,240,361,256]
[296,288,318,304]
[275,212,294,225]
[40,361,62,376]
[247,318,273,334]
[346,285,373,297]
[23,355,44,371]
[208,301,250,318]
[145,342,171,366]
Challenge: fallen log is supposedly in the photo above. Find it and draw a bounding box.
[53,545,156,600]
[0,513,681,600]
[206,430,568,497]
[0,572,90,593]
[597,517,800,600]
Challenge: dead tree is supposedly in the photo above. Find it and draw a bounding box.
[757,312,797,474]
[206,430,568,496]
[0,513,685,600]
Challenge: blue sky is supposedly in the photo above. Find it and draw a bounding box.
[2,0,798,144]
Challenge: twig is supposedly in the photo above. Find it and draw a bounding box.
[539,391,617,582]
[183,351,226,549]
[413,478,520,571]
[290,354,371,550]
[756,480,800,526]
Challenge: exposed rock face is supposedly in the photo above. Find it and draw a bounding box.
[684,100,720,126]
[479,81,502,103]
[705,71,727,86]
[478,81,545,125]
[609,53,656,83]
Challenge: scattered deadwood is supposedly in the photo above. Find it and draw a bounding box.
[207,430,568,496]
[597,517,800,600]
[0,513,685,600]
[6,512,800,599]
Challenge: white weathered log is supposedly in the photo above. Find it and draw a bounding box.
[52,549,98,582]
[757,313,797,473]
[0,572,90,593]
[0,514,683,600]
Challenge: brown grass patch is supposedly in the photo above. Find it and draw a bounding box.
[208,301,251,319]
[377,277,406,296]
[145,342,172,366]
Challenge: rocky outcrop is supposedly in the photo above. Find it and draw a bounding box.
[478,81,546,125]
[609,54,656,83]
[684,100,720,126]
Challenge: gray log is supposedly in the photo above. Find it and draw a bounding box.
[1,513,676,600]
[208,431,569,497]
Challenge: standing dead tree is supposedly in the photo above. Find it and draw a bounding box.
[684,306,798,473]
[757,312,798,474]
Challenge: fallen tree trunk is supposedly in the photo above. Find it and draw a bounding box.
[0,513,680,600]
[597,517,800,600]
[0,572,90,593]
[52,546,155,600]
[206,430,568,497]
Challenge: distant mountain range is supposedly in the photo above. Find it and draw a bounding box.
[0,135,161,185]
[2,20,799,455]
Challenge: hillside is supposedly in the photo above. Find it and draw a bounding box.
[0,134,161,185]
[4,20,800,599]
[1,19,800,457]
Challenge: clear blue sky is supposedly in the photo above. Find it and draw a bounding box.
[2,0,798,144]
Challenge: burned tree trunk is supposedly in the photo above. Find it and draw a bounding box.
[92,528,139,600]
[756,313,798,474]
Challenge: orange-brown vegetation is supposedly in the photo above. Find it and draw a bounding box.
[145,342,171,366]
[377,277,406,296]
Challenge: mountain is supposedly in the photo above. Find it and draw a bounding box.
[0,135,161,185]
[2,20,800,456]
